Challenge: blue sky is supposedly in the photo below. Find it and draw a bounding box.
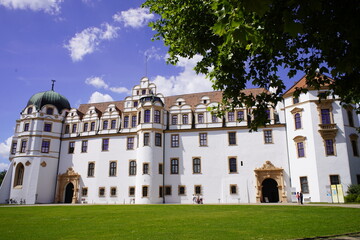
[0,0,304,171]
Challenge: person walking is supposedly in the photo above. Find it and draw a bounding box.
[300,192,304,205]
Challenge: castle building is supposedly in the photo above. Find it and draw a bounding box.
[0,76,359,204]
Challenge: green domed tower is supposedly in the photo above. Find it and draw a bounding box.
[5,82,71,204]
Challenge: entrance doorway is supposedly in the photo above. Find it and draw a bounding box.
[64,182,74,203]
[262,178,279,203]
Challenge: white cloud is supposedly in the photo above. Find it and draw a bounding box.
[64,23,120,62]
[0,136,12,159]
[113,7,154,28]
[144,46,162,61]
[109,87,131,94]
[88,91,114,103]
[152,55,213,96]
[85,76,109,89]
[0,162,9,172]
[0,0,63,14]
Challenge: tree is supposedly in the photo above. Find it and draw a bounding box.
[0,170,6,186]
[143,0,360,130]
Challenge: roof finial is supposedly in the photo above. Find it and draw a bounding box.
[51,80,56,91]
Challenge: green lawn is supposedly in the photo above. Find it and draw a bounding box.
[0,205,359,240]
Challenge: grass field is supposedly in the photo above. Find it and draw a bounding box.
[0,204,359,240]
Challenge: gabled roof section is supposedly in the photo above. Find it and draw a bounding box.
[283,74,332,98]
[78,101,124,116]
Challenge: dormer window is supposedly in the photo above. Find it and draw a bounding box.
[46,107,54,115]
[178,102,182,106]
[136,90,139,95]
[27,107,33,114]
[293,97,299,104]
[142,90,146,95]
[203,100,207,104]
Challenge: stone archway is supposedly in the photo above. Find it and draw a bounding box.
[56,168,80,204]
[254,161,287,203]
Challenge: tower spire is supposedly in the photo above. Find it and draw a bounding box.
[51,80,56,91]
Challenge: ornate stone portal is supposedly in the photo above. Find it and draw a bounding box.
[254,161,287,203]
[55,168,80,203]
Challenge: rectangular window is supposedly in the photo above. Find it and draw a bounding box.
[182,114,188,124]
[165,186,172,195]
[68,141,75,154]
[172,115,178,125]
[264,130,273,144]
[198,114,204,123]
[194,185,202,195]
[142,186,149,197]
[88,162,95,177]
[11,142,17,154]
[171,158,179,174]
[347,110,354,127]
[193,158,201,174]
[72,124,77,133]
[102,138,109,151]
[41,140,50,153]
[228,112,235,122]
[103,120,108,130]
[124,116,129,128]
[131,116,137,128]
[295,113,302,129]
[143,163,149,174]
[64,125,70,134]
[129,160,136,175]
[144,110,151,123]
[111,120,116,129]
[171,134,179,147]
[321,109,331,124]
[99,187,105,197]
[82,187,88,197]
[144,133,150,146]
[129,187,135,197]
[178,185,186,195]
[134,101,138,107]
[300,176,309,193]
[127,137,134,150]
[23,123,30,132]
[109,161,117,176]
[44,123,52,132]
[158,163,163,175]
[155,133,162,147]
[211,114,218,123]
[229,157,237,173]
[159,186,163,198]
[228,132,236,145]
[90,122,95,131]
[330,175,340,185]
[237,111,244,120]
[83,122,88,132]
[154,110,161,123]
[199,133,207,146]
[46,108,54,115]
[325,139,335,156]
[293,97,299,104]
[81,140,88,153]
[110,187,117,197]
[20,140,27,153]
[297,142,305,157]
[351,140,359,157]
[230,185,237,194]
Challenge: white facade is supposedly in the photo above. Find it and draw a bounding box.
[0,76,359,204]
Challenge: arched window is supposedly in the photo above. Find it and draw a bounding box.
[27,107,33,114]
[14,163,25,187]
[294,113,302,129]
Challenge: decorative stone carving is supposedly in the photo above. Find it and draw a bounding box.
[254,161,287,203]
[55,167,80,204]
[290,107,303,114]
[40,161,47,167]
[25,161,31,166]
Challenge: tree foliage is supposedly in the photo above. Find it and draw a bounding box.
[143,0,360,130]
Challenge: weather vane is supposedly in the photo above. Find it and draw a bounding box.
[51,79,56,91]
